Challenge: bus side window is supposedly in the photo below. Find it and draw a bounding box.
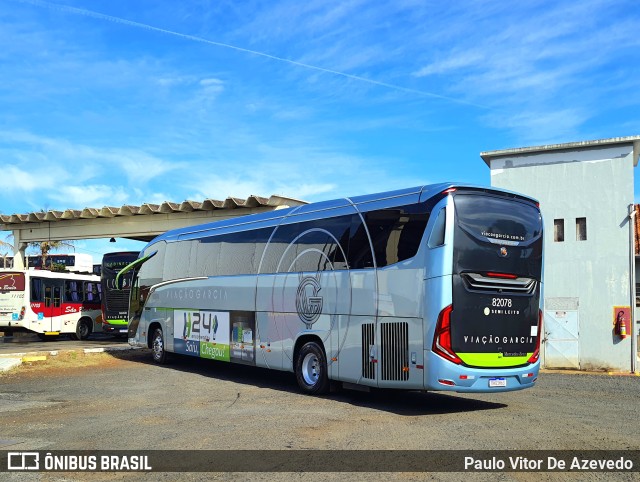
[428,208,446,248]
[84,282,100,302]
[65,280,81,302]
[31,278,44,302]
[361,203,430,267]
[53,286,61,308]
[348,214,375,269]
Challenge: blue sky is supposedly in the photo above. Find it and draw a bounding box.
[1,0,640,261]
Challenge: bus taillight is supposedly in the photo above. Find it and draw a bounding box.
[528,310,543,364]
[485,272,518,279]
[19,306,25,320]
[432,305,462,364]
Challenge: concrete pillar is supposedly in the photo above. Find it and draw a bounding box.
[12,230,27,270]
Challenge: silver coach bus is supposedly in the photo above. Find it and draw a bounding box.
[123,184,543,395]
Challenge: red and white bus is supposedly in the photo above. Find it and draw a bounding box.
[0,269,102,340]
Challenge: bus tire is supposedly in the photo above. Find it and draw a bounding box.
[71,319,92,341]
[295,341,329,395]
[151,327,168,364]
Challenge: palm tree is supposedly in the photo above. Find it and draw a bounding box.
[0,232,13,268]
[29,240,76,268]
[1,219,76,268]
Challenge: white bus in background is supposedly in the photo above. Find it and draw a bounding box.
[25,253,94,273]
[0,269,102,340]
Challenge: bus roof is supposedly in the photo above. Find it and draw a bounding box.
[145,183,539,248]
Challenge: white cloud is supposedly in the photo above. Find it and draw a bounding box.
[113,152,180,185]
[0,165,57,192]
[48,185,129,209]
[483,108,588,145]
[0,129,187,213]
[413,51,485,78]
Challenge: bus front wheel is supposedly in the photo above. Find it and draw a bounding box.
[295,341,329,395]
[151,328,168,364]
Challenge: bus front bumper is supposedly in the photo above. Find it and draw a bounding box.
[424,350,539,393]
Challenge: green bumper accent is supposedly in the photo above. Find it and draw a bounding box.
[105,319,128,326]
[458,352,532,367]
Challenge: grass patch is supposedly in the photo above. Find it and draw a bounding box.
[1,350,141,378]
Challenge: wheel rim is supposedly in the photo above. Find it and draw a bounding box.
[153,333,164,360]
[301,352,320,386]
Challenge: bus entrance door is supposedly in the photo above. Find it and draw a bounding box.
[43,280,63,333]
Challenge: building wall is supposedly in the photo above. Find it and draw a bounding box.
[635,260,640,338]
[489,145,635,371]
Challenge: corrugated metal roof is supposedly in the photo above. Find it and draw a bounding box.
[0,194,306,226]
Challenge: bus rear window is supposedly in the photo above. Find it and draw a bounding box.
[0,272,26,291]
[454,194,542,244]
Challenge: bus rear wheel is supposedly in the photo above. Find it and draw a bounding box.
[151,328,168,364]
[70,319,92,341]
[295,341,329,395]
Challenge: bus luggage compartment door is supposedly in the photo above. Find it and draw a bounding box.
[376,317,423,389]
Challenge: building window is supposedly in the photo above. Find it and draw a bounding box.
[576,217,587,241]
[554,219,564,242]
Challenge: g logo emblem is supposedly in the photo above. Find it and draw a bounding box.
[296,274,323,329]
[499,246,508,257]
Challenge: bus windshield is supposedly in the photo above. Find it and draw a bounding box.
[101,252,139,333]
[453,193,543,279]
[454,193,542,244]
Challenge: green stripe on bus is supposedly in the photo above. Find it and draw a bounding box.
[105,319,127,325]
[458,352,532,367]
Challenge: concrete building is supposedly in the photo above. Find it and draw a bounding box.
[481,136,639,372]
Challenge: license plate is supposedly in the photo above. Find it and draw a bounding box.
[119,329,128,333]
[489,377,507,388]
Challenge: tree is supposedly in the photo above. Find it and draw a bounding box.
[0,233,13,252]
[0,232,14,268]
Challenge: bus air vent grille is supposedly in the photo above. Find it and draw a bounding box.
[381,322,409,381]
[462,273,536,294]
[105,289,130,310]
[361,323,375,379]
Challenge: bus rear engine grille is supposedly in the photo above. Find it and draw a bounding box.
[462,273,536,295]
[381,322,409,381]
[361,322,410,381]
[361,323,375,380]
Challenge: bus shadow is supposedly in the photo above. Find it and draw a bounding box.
[112,350,507,416]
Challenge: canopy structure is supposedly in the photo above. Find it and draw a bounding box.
[0,194,306,268]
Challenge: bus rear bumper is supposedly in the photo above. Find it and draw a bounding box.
[102,323,128,335]
[424,351,539,393]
